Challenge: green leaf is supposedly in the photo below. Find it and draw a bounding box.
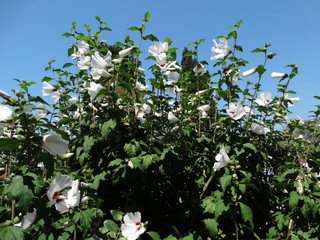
[128,26,141,32]
[95,16,102,23]
[220,175,232,192]
[62,63,74,68]
[24,172,42,193]
[110,210,124,222]
[4,175,33,211]
[0,139,20,151]
[256,65,266,77]
[142,154,159,170]
[91,171,106,190]
[62,32,73,37]
[239,184,247,194]
[108,158,123,167]
[102,219,119,233]
[214,198,229,219]
[201,196,216,214]
[83,136,96,153]
[239,202,254,228]
[289,191,300,209]
[0,226,24,240]
[267,226,277,238]
[163,236,178,240]
[243,143,257,153]
[143,34,159,41]
[147,231,161,240]
[251,48,264,53]
[204,218,218,236]
[73,209,94,232]
[101,119,117,138]
[275,213,285,230]
[143,12,151,22]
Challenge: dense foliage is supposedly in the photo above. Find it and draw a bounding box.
[0,13,319,240]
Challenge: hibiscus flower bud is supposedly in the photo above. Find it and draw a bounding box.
[242,68,257,77]
[119,47,135,58]
[271,72,288,79]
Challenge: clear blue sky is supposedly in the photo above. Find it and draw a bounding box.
[1,0,319,120]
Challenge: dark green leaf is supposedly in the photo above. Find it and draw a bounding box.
[128,26,141,32]
[102,219,119,233]
[256,65,266,77]
[0,139,20,151]
[101,119,116,138]
[147,231,161,240]
[3,175,33,212]
[73,210,93,232]
[0,226,24,240]
[143,34,159,41]
[110,210,124,222]
[91,171,106,190]
[289,191,300,209]
[220,175,232,192]
[243,143,257,153]
[251,48,264,53]
[143,12,151,22]
[62,63,74,68]
[239,202,254,228]
[204,218,218,236]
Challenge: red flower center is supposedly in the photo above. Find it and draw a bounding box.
[136,222,142,231]
[52,191,63,203]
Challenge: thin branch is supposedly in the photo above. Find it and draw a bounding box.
[0,90,13,102]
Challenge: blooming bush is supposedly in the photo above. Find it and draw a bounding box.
[0,13,319,240]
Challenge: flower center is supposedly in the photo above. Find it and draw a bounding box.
[135,222,142,231]
[52,191,64,203]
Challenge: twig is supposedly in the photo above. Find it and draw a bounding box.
[285,219,294,240]
[0,90,13,102]
[200,174,213,199]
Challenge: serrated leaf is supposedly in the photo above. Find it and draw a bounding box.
[3,175,33,212]
[73,210,93,232]
[91,171,106,190]
[147,231,161,240]
[0,139,20,151]
[101,119,116,138]
[201,196,216,214]
[220,175,232,192]
[256,65,266,77]
[214,199,229,219]
[108,158,123,167]
[0,226,24,240]
[239,202,254,228]
[110,210,124,221]
[289,191,300,209]
[24,172,42,193]
[204,218,218,236]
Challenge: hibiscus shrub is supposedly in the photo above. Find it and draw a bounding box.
[0,13,320,240]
